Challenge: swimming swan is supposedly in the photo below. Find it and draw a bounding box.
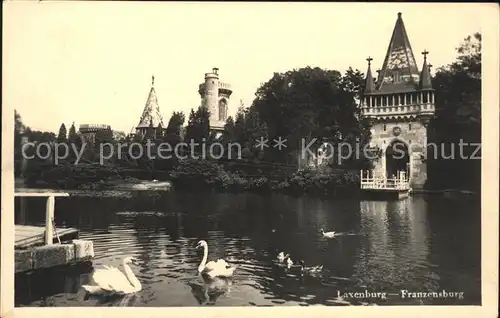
[82,257,142,295]
[196,240,236,278]
[321,229,336,238]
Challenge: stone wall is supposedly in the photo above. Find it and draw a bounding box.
[15,239,94,274]
[370,119,428,189]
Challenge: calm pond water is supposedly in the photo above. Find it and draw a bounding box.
[15,191,481,306]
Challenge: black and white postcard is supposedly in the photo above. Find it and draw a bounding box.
[1,2,498,318]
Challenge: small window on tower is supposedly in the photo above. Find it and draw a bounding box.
[393,71,400,83]
[383,124,387,131]
[218,99,227,121]
[409,123,412,130]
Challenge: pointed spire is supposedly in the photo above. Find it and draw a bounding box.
[419,50,433,89]
[364,56,375,93]
[152,75,155,87]
[136,77,165,129]
[377,12,420,92]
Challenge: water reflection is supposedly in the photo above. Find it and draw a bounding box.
[85,293,139,307]
[356,199,432,292]
[15,192,480,306]
[189,276,233,305]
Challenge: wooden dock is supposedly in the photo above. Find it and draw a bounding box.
[360,170,411,200]
[15,225,79,249]
[15,192,94,274]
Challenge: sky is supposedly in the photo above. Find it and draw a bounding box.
[3,2,491,134]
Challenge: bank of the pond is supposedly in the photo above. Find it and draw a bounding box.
[22,163,171,191]
[411,188,479,202]
[20,160,478,200]
[166,159,362,198]
[21,160,362,198]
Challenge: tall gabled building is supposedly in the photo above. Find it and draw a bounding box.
[360,12,436,189]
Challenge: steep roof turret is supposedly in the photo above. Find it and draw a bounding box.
[376,12,420,93]
[419,50,433,90]
[136,75,165,129]
[364,57,375,93]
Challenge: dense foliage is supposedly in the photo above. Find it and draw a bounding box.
[169,158,360,197]
[427,33,481,192]
[241,66,372,167]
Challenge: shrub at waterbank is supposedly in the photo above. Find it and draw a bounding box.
[24,163,152,190]
[286,168,360,196]
[168,158,361,196]
[23,154,361,196]
[26,163,121,189]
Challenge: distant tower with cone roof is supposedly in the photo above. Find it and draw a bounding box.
[134,75,166,139]
[360,12,436,189]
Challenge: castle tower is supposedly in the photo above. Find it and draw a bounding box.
[360,12,436,189]
[135,75,166,139]
[198,67,233,134]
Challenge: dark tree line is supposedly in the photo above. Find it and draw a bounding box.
[218,66,372,168]
[427,32,481,192]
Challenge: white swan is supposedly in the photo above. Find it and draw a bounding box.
[82,256,142,295]
[196,240,236,278]
[285,256,294,269]
[321,228,336,238]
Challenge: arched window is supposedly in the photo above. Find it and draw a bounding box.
[218,99,227,121]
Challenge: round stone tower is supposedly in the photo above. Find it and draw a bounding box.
[198,67,233,133]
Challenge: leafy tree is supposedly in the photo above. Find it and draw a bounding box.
[68,122,77,141]
[184,109,197,139]
[27,130,56,143]
[113,131,127,142]
[157,111,186,170]
[14,110,26,177]
[251,66,371,166]
[184,106,210,156]
[341,67,365,101]
[94,126,114,164]
[14,112,58,179]
[165,111,185,137]
[14,110,25,151]
[244,107,269,159]
[428,32,481,191]
[197,106,211,143]
[57,123,67,143]
[233,106,247,146]
[67,122,82,163]
[222,116,236,144]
